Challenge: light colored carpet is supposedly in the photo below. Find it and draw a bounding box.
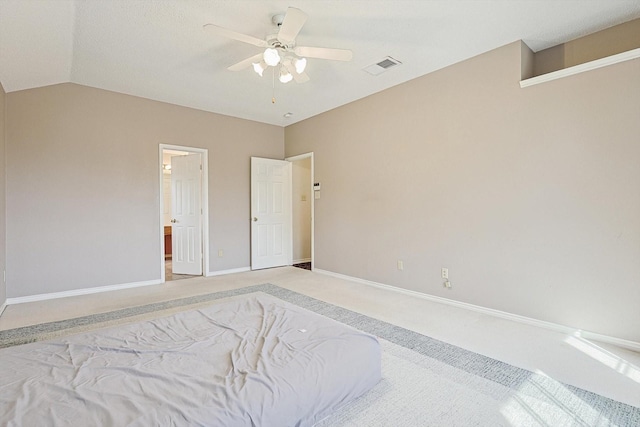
[1,283,637,426]
[319,339,632,426]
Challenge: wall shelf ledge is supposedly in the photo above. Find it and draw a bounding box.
[521,47,640,88]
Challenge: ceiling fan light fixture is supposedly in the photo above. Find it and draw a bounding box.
[279,68,293,83]
[263,48,281,66]
[252,61,266,76]
[294,57,307,74]
[207,6,353,86]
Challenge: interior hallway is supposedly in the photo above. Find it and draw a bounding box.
[0,267,638,408]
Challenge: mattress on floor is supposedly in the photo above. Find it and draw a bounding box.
[0,293,381,426]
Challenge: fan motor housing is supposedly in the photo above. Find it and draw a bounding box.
[272,14,284,27]
[267,34,293,50]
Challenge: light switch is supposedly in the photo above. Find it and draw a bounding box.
[301,195,306,201]
[314,191,320,199]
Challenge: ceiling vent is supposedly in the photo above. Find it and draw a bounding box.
[363,56,402,76]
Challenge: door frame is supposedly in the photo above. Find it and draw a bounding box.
[285,152,314,270]
[158,144,209,282]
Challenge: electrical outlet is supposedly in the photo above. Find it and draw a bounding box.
[397,260,404,271]
[441,268,448,279]
[218,250,224,257]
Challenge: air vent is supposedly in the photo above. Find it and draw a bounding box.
[363,56,402,76]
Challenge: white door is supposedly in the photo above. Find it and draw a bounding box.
[171,154,203,275]
[251,157,292,270]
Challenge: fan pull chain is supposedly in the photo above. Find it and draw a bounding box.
[272,67,276,104]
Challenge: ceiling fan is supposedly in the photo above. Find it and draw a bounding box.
[204,7,353,84]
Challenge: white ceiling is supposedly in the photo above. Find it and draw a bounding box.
[1,1,639,127]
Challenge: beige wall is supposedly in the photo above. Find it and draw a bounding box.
[292,157,311,262]
[535,18,640,76]
[285,41,640,342]
[0,83,5,307]
[6,83,283,298]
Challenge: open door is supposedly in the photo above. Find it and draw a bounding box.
[251,157,292,270]
[171,153,203,275]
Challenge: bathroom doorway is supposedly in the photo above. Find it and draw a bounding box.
[159,145,209,282]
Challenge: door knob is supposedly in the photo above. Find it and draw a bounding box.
[171,219,177,223]
[253,217,258,222]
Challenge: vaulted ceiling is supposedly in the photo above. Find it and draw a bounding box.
[1,1,639,126]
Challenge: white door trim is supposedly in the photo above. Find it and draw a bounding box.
[159,144,209,282]
[285,152,314,270]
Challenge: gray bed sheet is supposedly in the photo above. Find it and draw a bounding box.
[0,293,381,426]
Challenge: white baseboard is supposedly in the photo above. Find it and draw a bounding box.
[0,302,6,317]
[6,266,253,305]
[314,268,640,352]
[6,279,163,305]
[206,267,250,277]
[292,258,311,264]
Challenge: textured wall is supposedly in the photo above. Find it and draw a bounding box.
[6,83,283,297]
[285,41,640,342]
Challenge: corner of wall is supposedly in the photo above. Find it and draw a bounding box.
[520,40,535,80]
[531,17,640,78]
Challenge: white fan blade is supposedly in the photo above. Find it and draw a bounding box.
[294,46,353,61]
[278,7,308,45]
[284,61,310,83]
[203,24,268,48]
[228,53,263,71]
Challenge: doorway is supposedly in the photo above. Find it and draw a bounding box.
[287,153,314,271]
[159,145,209,282]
